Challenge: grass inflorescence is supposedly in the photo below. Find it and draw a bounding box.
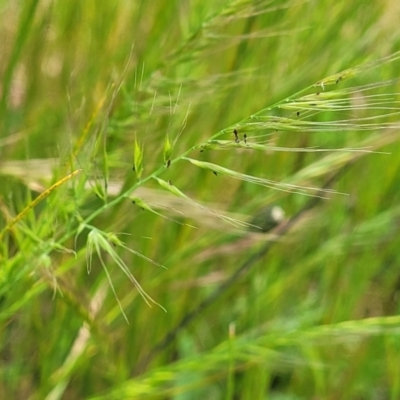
[1,1,400,399]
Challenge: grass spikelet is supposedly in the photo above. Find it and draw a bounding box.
[316,50,400,89]
[133,137,144,180]
[152,176,251,229]
[86,227,166,319]
[182,157,336,197]
[163,134,173,167]
[130,195,196,228]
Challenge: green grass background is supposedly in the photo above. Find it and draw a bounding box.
[1,1,400,399]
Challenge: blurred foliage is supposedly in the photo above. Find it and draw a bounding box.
[1,1,400,399]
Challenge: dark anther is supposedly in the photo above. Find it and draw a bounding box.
[233,129,240,143]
